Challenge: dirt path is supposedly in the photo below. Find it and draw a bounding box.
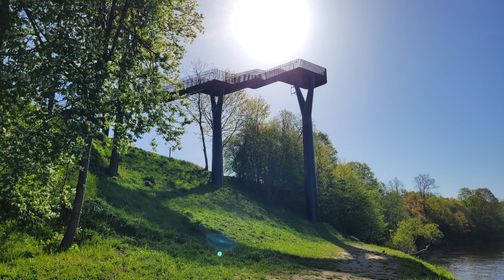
[268,246,401,280]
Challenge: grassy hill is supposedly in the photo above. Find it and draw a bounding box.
[0,140,456,279]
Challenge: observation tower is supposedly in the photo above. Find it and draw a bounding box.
[176,59,327,221]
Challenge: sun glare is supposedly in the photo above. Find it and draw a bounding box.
[230,0,310,64]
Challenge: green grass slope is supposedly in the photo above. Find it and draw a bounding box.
[0,141,456,279]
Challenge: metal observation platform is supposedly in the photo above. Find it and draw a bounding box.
[177,59,327,221]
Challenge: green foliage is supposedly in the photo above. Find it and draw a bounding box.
[0,99,75,232]
[1,0,204,248]
[391,218,443,254]
[384,185,504,249]
[226,107,305,209]
[458,187,504,238]
[426,195,473,238]
[314,131,338,192]
[320,163,386,243]
[105,0,204,175]
[226,105,386,242]
[381,187,409,237]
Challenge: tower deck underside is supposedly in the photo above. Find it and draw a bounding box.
[179,59,327,95]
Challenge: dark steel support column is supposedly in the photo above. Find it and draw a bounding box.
[210,93,224,187]
[295,86,319,221]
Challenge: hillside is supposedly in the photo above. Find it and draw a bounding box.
[0,141,455,279]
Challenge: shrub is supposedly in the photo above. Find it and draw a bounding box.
[391,218,443,254]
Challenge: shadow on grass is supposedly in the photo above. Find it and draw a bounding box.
[222,179,452,279]
[83,176,448,279]
[83,174,303,273]
[84,143,452,279]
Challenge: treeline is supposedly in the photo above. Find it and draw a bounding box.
[224,101,504,253]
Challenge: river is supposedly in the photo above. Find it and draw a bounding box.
[422,243,504,280]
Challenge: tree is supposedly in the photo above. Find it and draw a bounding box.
[1,1,79,232]
[388,177,405,192]
[225,106,308,208]
[185,61,211,170]
[414,174,438,211]
[458,187,504,238]
[347,162,380,188]
[1,0,203,250]
[314,131,338,193]
[381,187,408,237]
[320,163,386,242]
[391,217,443,254]
[402,191,425,218]
[225,96,270,179]
[106,8,197,176]
[60,0,202,250]
[185,63,251,171]
[425,195,472,238]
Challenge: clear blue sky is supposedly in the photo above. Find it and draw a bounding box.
[137,0,504,199]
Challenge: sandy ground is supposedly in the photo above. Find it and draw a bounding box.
[268,246,401,280]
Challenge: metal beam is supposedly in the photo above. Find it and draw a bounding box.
[210,93,224,186]
[295,86,319,221]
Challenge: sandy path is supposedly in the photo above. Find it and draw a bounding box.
[268,246,401,280]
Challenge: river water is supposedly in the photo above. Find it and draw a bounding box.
[422,243,504,280]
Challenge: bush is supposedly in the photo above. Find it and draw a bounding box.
[320,163,386,243]
[391,218,443,254]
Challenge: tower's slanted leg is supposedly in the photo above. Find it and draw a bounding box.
[210,93,224,187]
[295,86,319,221]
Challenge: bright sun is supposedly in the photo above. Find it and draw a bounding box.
[230,0,310,64]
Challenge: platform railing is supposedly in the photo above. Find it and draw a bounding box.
[181,59,326,89]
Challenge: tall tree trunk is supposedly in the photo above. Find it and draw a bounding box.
[198,98,208,171]
[60,136,93,251]
[109,133,120,176]
[196,93,208,170]
[108,104,123,176]
[199,122,208,170]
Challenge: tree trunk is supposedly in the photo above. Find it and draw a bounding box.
[200,124,208,170]
[108,104,123,176]
[108,134,120,176]
[60,136,93,251]
[198,116,208,171]
[196,94,208,170]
